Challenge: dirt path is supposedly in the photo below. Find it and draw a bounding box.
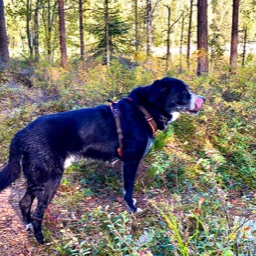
[0,173,45,256]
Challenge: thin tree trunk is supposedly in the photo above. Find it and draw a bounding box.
[79,0,85,61]
[34,0,40,62]
[146,0,152,57]
[58,0,68,68]
[46,0,57,61]
[165,5,171,72]
[179,12,185,74]
[26,0,33,58]
[105,0,110,66]
[134,0,139,59]
[0,0,10,68]
[241,26,247,67]
[187,0,193,70]
[197,0,209,76]
[47,0,52,60]
[230,0,239,70]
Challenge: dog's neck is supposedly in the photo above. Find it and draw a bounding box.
[140,103,171,130]
[125,92,170,131]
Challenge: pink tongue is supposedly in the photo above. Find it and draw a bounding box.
[195,98,204,111]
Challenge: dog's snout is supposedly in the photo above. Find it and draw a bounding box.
[200,96,206,102]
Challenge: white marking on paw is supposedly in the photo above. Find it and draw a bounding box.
[26,223,34,231]
[133,198,137,206]
[136,208,143,213]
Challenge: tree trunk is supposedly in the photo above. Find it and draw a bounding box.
[241,26,247,67]
[58,0,68,68]
[46,0,57,62]
[134,0,139,59]
[179,12,185,74]
[26,0,33,58]
[187,0,194,70]
[34,0,40,62]
[165,5,171,72]
[105,0,110,66]
[45,0,52,60]
[197,0,209,76]
[0,0,10,68]
[79,0,85,61]
[146,0,152,57]
[230,0,239,70]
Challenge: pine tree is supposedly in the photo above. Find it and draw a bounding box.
[88,0,130,65]
[0,0,10,68]
[230,0,239,70]
[58,0,68,68]
[197,0,209,75]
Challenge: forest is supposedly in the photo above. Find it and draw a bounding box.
[0,0,255,255]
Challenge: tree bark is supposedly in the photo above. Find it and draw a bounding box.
[134,0,139,58]
[187,0,194,70]
[47,0,52,59]
[165,5,171,71]
[34,0,40,62]
[0,0,10,68]
[105,0,110,66]
[241,26,247,67]
[58,0,68,68]
[230,0,239,70]
[179,12,185,74]
[146,0,152,57]
[79,0,85,61]
[197,0,209,76]
[45,0,57,62]
[26,0,33,58]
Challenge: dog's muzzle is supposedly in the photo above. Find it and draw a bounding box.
[188,95,205,114]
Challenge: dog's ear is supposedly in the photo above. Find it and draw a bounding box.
[147,78,169,103]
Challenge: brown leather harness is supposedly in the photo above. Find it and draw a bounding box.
[108,97,157,159]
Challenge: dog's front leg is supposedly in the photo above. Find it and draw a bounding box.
[122,160,141,213]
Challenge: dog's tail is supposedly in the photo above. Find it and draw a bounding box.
[0,134,23,191]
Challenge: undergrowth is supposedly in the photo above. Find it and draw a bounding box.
[0,61,255,255]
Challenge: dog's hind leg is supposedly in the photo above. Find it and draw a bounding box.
[31,174,62,244]
[19,186,36,224]
[122,160,141,213]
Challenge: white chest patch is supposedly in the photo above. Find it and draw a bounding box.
[168,112,180,123]
[143,138,154,156]
[64,155,78,169]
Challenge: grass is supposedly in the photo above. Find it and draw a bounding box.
[0,60,255,255]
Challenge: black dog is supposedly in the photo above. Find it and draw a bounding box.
[0,77,204,244]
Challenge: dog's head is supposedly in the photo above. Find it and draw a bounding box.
[146,77,205,121]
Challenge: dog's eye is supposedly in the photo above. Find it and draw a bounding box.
[182,90,189,96]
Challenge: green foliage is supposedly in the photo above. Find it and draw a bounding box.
[0,60,255,255]
[86,0,131,62]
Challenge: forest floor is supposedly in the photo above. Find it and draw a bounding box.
[0,164,48,256]
[0,67,255,255]
[0,162,149,256]
[1,163,256,256]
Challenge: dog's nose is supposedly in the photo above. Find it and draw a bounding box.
[200,96,206,102]
[195,97,205,111]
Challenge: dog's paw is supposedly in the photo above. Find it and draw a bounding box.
[133,198,137,206]
[136,207,143,213]
[26,223,34,232]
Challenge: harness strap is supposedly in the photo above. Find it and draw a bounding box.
[139,106,158,137]
[124,97,157,136]
[109,100,123,159]
[108,98,158,159]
